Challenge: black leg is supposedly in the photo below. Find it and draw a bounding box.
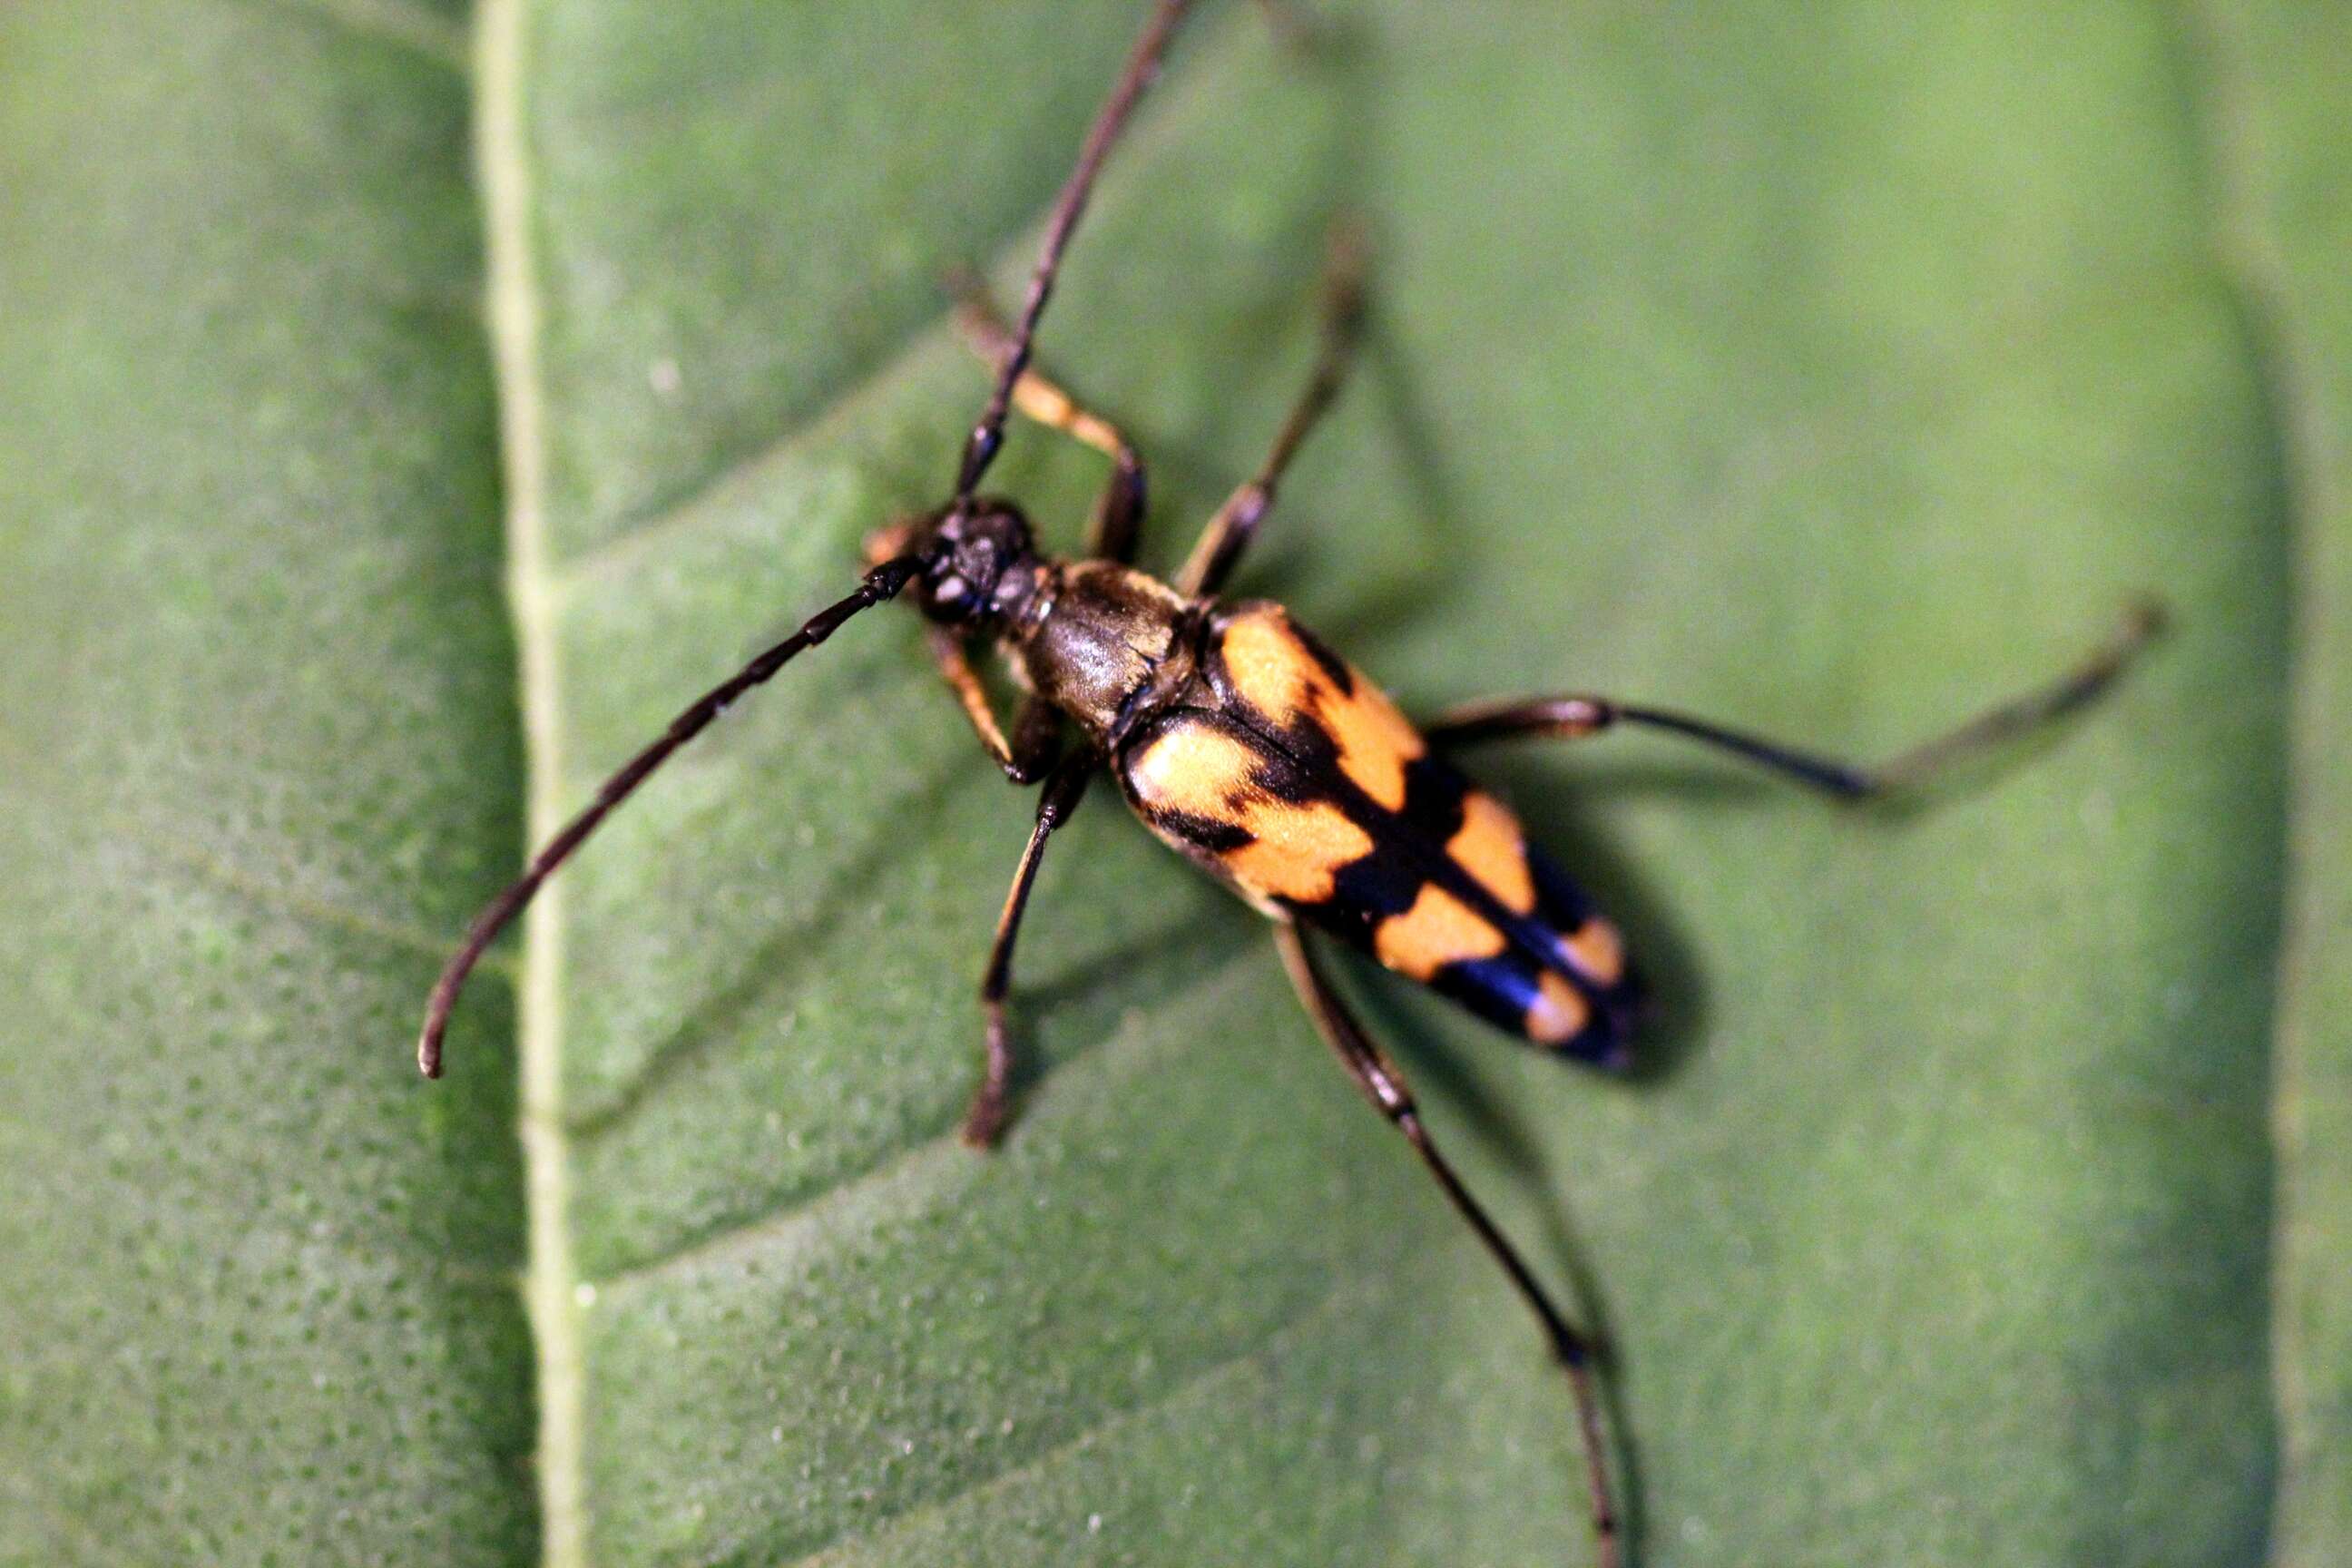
[952,280,1147,563]
[966,750,1096,1147]
[951,0,1198,513]
[1426,598,2166,800]
[1176,220,1368,599]
[1006,691,1066,779]
[1274,923,1621,1568]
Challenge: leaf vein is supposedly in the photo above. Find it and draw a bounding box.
[119,823,507,975]
[583,954,1259,1291]
[476,1,588,1564]
[786,1273,1365,1567]
[2171,2,2339,1557]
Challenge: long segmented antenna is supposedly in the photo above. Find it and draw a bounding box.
[417,553,927,1076]
[950,0,1199,507]
[425,1,1199,1074]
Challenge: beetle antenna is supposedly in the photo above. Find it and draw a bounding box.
[417,552,930,1077]
[951,0,1198,507]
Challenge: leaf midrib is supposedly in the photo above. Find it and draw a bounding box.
[2175,2,2334,1561]
[469,7,1272,1562]
[463,4,2332,1563]
[475,0,586,1563]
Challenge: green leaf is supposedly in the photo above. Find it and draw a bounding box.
[0,2,534,1563]
[4,2,2344,1565]
[2196,5,2352,1562]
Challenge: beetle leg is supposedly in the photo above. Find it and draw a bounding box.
[952,280,1148,563]
[914,625,1067,785]
[965,750,1096,1148]
[1006,692,1067,778]
[1273,923,1621,1568]
[1424,598,2165,800]
[874,516,1065,786]
[951,0,1198,511]
[921,625,1018,773]
[1176,219,1367,599]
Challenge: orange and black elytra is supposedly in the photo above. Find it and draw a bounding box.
[416,3,2163,1563]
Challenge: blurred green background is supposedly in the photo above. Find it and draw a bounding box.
[2,1,2346,1563]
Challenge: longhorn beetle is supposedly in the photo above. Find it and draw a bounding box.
[416,3,2162,1562]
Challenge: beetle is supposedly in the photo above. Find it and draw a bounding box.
[415,3,2160,1562]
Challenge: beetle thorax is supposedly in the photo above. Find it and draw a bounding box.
[1004,560,1197,747]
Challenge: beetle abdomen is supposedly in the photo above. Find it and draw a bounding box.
[1117,603,1638,1067]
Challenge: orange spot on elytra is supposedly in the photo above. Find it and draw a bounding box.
[1558,919,1627,987]
[1125,716,1261,815]
[1220,607,1426,811]
[1447,791,1537,915]
[1224,801,1377,903]
[1125,720,1373,906]
[1527,972,1592,1045]
[1373,884,1507,982]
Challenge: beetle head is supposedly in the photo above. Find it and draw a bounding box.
[867,499,1039,631]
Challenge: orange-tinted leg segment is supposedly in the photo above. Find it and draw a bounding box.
[950,0,1198,511]
[952,283,1146,564]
